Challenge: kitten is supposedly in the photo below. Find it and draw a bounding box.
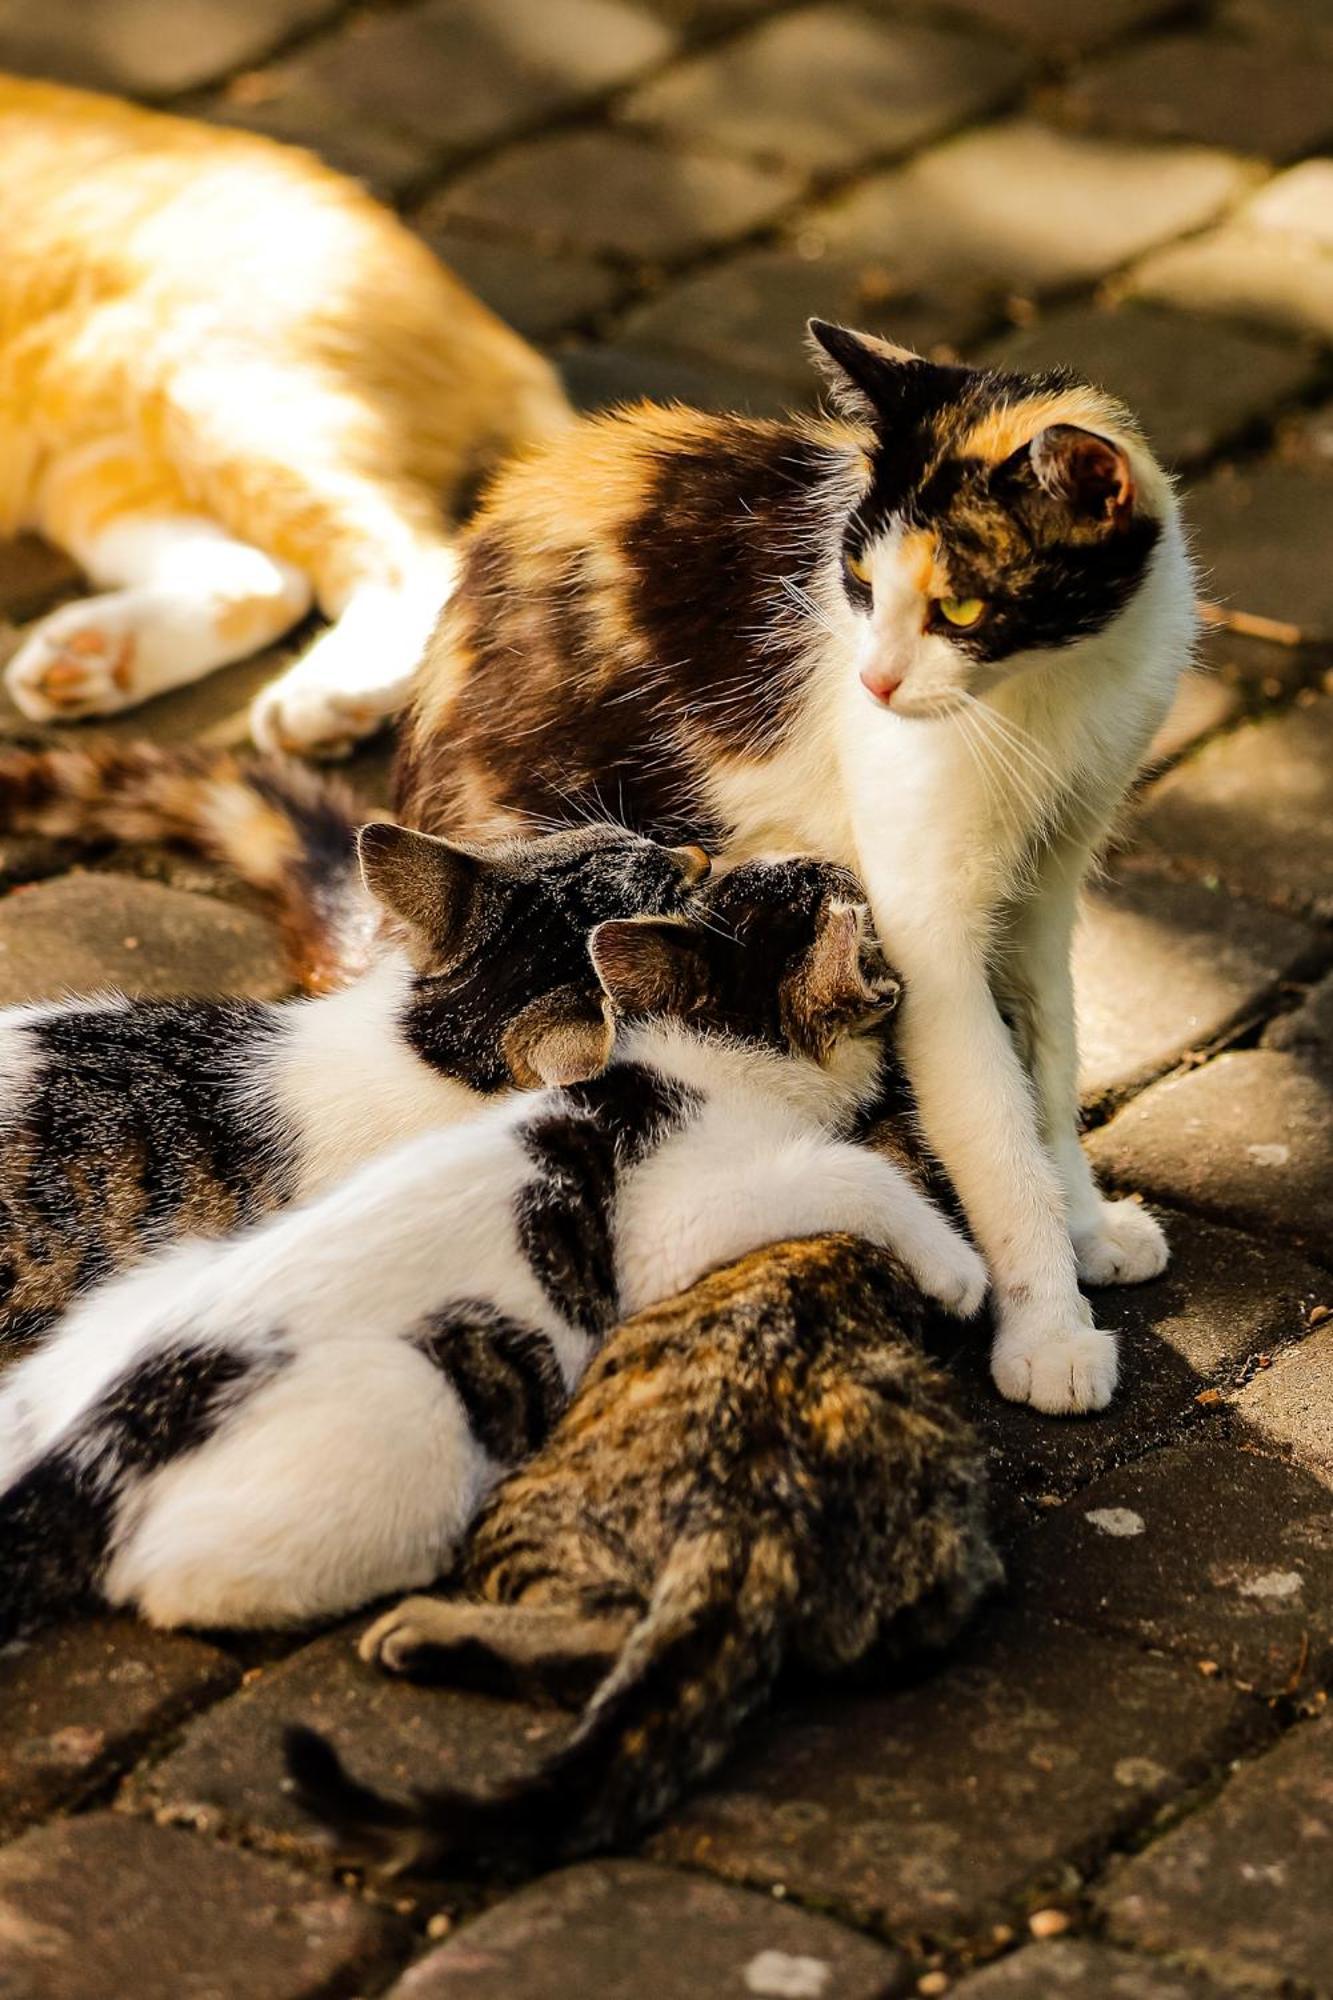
[0,862,985,1635]
[286,1232,1001,1872]
[0,74,568,756]
[0,819,704,1349]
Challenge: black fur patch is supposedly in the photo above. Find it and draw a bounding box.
[415,1302,567,1464]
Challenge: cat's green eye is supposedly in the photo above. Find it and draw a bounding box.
[936,596,986,629]
[844,549,872,587]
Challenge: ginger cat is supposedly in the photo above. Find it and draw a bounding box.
[0,75,569,755]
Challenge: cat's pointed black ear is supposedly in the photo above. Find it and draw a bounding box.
[502,983,615,1088]
[589,916,707,1019]
[807,319,925,420]
[784,899,900,1062]
[1024,425,1136,527]
[357,822,479,948]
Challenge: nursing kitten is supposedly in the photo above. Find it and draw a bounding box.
[0,862,986,1635]
[0,819,703,1349]
[0,75,568,756]
[287,1232,1000,1871]
[385,322,1194,1414]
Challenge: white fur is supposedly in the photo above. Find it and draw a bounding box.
[0,1017,983,1629]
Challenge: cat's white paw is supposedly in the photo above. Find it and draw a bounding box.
[1073,1197,1169,1287]
[6,597,140,720]
[250,674,385,760]
[359,1595,443,1674]
[910,1228,988,1319]
[991,1324,1118,1414]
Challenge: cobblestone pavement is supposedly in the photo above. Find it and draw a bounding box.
[1,2,1331,1994]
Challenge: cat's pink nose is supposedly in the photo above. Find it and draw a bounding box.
[860,665,903,706]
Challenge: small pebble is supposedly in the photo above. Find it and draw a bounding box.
[1028,1908,1071,1940]
[917,1975,950,1996]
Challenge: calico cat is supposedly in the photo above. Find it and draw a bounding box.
[0,861,986,1635]
[287,1231,1001,1871]
[0,75,568,756]
[0,816,705,1349]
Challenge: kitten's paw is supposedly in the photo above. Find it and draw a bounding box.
[6,599,139,720]
[911,1230,989,1319]
[991,1324,1118,1414]
[1073,1198,1169,1287]
[359,1595,449,1676]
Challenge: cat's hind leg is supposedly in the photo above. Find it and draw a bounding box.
[363,1596,634,1706]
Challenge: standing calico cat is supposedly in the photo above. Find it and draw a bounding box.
[0,816,705,1348]
[287,1232,1001,1871]
[0,75,568,756]
[0,862,986,1634]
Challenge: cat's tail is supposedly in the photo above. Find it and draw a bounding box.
[284,1524,792,1874]
[0,740,378,989]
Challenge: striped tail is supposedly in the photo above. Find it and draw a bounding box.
[0,741,381,989]
[284,1527,790,1874]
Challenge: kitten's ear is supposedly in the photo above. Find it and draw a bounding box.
[502,984,616,1088]
[784,899,901,1062]
[589,916,707,1019]
[1025,425,1135,527]
[807,319,926,420]
[357,822,479,947]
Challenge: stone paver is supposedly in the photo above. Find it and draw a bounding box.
[1227,1325,1333,1489]
[808,123,1254,315]
[0,0,342,98]
[888,0,1180,56]
[559,341,801,416]
[1264,967,1333,1053]
[436,128,801,263]
[129,1622,572,1861]
[0,1812,396,2000]
[620,6,1028,174]
[0,534,82,625]
[1135,698,1333,921]
[1058,32,1333,160]
[1099,1713,1333,1995]
[976,304,1318,469]
[0,871,290,1003]
[1089,1050,1333,1259]
[1074,865,1321,1107]
[389,1860,906,1999]
[1187,455,1333,644]
[206,75,437,202]
[1146,667,1244,765]
[949,1939,1231,1998]
[1012,1439,1333,1693]
[0,1619,237,1838]
[411,215,623,340]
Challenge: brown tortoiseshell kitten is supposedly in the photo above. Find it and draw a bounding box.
[285,1232,1000,1872]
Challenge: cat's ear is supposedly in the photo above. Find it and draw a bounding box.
[784,899,901,1061]
[807,319,926,420]
[1024,425,1136,528]
[357,822,479,948]
[502,984,616,1088]
[589,916,708,1019]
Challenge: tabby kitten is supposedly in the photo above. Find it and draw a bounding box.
[386,322,1195,1415]
[287,1232,1001,1872]
[0,815,703,1348]
[0,862,985,1635]
[0,74,567,756]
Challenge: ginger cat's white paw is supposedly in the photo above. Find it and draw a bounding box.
[1073,1198,1168,1287]
[7,596,141,719]
[360,1595,446,1674]
[250,672,386,759]
[991,1323,1118,1414]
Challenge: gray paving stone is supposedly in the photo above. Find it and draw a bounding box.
[807,124,1253,320]
[0,1618,237,1838]
[1187,457,1333,643]
[1088,1050,1333,1260]
[275,0,673,156]
[949,1939,1229,1997]
[650,1612,1253,1949]
[437,129,800,263]
[879,0,1181,55]
[1220,0,1333,55]
[623,246,974,388]
[1012,1439,1333,1694]
[1134,699,1333,922]
[389,1860,906,1998]
[1226,1325,1333,1489]
[0,535,82,625]
[558,341,802,416]
[975,304,1318,470]
[0,0,341,97]
[1264,968,1333,1053]
[1189,621,1323,715]
[0,1812,395,2000]
[202,77,437,202]
[411,217,622,340]
[620,6,1027,173]
[1145,668,1244,765]
[925,1213,1326,1535]
[1074,865,1320,1108]
[130,1622,572,1861]
[1057,33,1333,160]
[1099,1713,1333,1994]
[0,871,290,1004]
